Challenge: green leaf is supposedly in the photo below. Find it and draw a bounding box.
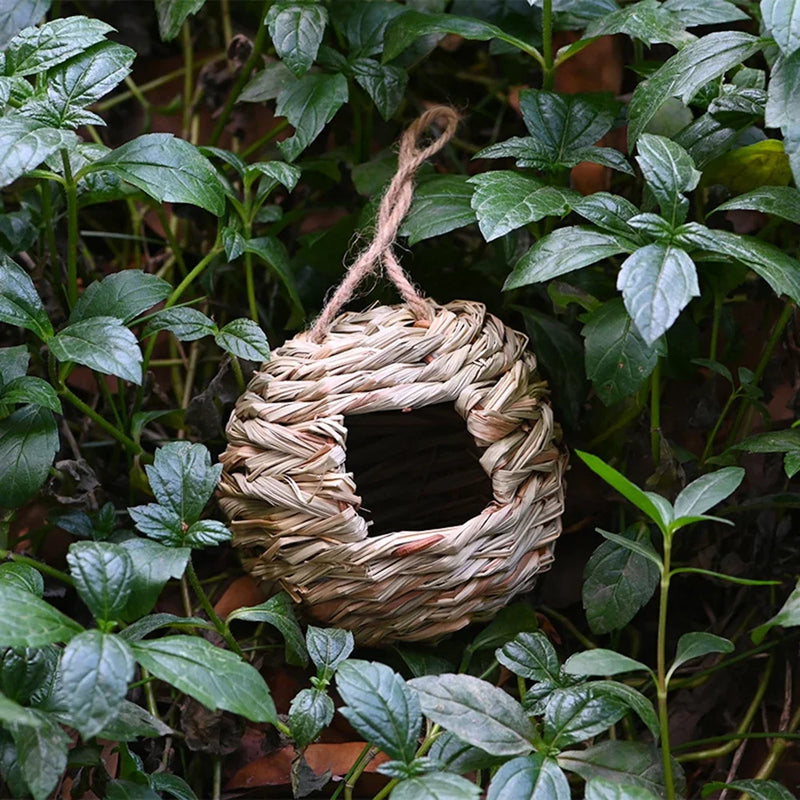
[351,58,407,120]
[672,467,744,519]
[239,61,296,103]
[628,213,674,240]
[331,1,403,58]
[628,31,765,147]
[0,0,51,49]
[582,299,660,405]
[597,530,664,571]
[505,227,635,290]
[392,773,481,800]
[245,160,301,193]
[288,688,334,748]
[715,186,800,224]
[766,50,800,185]
[226,593,308,667]
[155,0,205,41]
[586,777,659,800]
[762,0,800,56]
[0,405,58,509]
[0,690,43,728]
[543,686,628,748]
[214,317,271,361]
[409,674,535,757]
[97,699,173,741]
[306,626,354,673]
[0,376,61,413]
[0,345,30,386]
[572,193,642,239]
[118,613,208,642]
[468,171,577,242]
[153,441,222,522]
[428,732,501,773]
[399,174,476,244]
[576,451,670,532]
[0,563,44,597]
[5,16,113,76]
[127,503,184,545]
[617,243,699,345]
[266,1,328,77]
[276,72,348,162]
[662,0,747,25]
[486,754,570,800]
[149,773,198,800]
[585,0,693,48]
[11,710,70,800]
[582,527,660,634]
[244,236,305,321]
[496,632,561,683]
[71,270,171,324]
[635,134,700,227]
[752,578,800,643]
[142,307,216,342]
[564,650,651,678]
[89,133,225,215]
[66,541,134,624]
[732,429,800,454]
[0,584,82,646]
[131,636,278,723]
[589,682,660,741]
[702,778,796,800]
[668,632,733,680]
[184,520,230,548]
[106,780,160,800]
[61,630,135,739]
[49,317,143,384]
[0,254,53,340]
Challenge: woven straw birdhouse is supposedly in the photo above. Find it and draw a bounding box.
[217,108,567,645]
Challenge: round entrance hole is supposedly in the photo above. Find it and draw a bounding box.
[343,403,494,537]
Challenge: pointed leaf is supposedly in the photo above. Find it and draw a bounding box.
[351,58,407,120]
[752,578,800,643]
[597,530,664,571]
[486,754,570,800]
[662,0,747,25]
[496,632,561,682]
[239,61,296,103]
[67,541,134,624]
[0,254,53,340]
[71,270,171,324]
[306,626,353,673]
[0,584,82,646]
[142,306,216,341]
[572,193,641,238]
[214,318,271,361]
[11,710,69,800]
[589,682,660,740]
[155,0,205,41]
[400,174,476,244]
[392,773,481,800]
[0,563,44,597]
[766,50,800,185]
[715,186,800,225]
[544,686,628,748]
[586,777,659,800]
[0,0,51,50]
[564,650,651,678]
[266,1,328,77]
[585,0,693,48]
[673,467,745,518]
[668,632,733,679]
[703,778,796,800]
[762,0,800,56]
[288,688,334,749]
[0,376,61,413]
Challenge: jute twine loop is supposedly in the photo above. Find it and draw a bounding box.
[308,105,460,343]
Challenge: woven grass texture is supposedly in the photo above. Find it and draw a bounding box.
[219,299,566,644]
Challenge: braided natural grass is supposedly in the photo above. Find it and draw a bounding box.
[219,299,566,644]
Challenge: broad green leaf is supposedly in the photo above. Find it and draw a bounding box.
[306,626,354,673]
[715,186,800,225]
[155,0,205,41]
[71,270,171,324]
[0,584,82,646]
[576,451,669,532]
[543,686,628,748]
[226,593,308,667]
[0,646,55,705]
[582,527,660,634]
[589,681,660,740]
[0,376,61,413]
[245,160,301,192]
[701,140,791,195]
[0,563,44,597]
[752,578,800,643]
[762,0,800,56]
[0,254,53,340]
[244,236,305,320]
[635,134,700,227]
[400,174,476,244]
[662,0,747,25]
[486,754,570,800]
[496,632,560,683]
[266,1,328,77]
[66,541,134,623]
[582,299,660,405]
[585,0,693,48]
[409,674,535,757]
[142,307,216,342]
[61,630,135,739]
[127,503,183,545]
[5,16,113,76]
[617,243,699,345]
[331,1,404,58]
[0,345,30,385]
[732,429,800,454]
[0,691,42,728]
[351,58,407,120]
[11,709,69,800]
[89,133,225,215]
[97,699,172,741]
[184,520,230,548]
[702,778,796,800]
[392,773,481,800]
[118,613,208,642]
[668,632,733,680]
[766,50,800,185]
[288,688,334,748]
[628,31,764,147]
[428,732,501,773]
[586,777,659,800]
[131,636,278,723]
[571,193,641,239]
[149,773,197,800]
[276,72,348,162]
[506,227,635,289]
[106,780,160,800]
[468,171,577,241]
[628,213,674,240]
[673,467,745,519]
[214,317,271,361]
[0,405,58,508]
[49,317,143,384]
[239,61,296,103]
[597,530,664,571]
[0,0,51,49]
[336,660,421,764]
[564,650,650,678]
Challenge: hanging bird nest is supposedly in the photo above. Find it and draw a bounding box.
[218,108,567,645]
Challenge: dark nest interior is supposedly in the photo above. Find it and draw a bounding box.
[343,403,494,536]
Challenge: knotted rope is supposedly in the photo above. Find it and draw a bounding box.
[309,105,460,343]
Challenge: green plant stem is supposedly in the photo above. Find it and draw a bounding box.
[541,0,555,89]
[753,701,800,781]
[343,746,378,800]
[0,550,73,585]
[212,757,222,800]
[141,667,160,719]
[165,245,223,310]
[676,730,800,749]
[181,21,194,141]
[656,537,675,800]
[371,725,442,800]
[61,150,79,309]
[700,387,741,466]
[185,560,245,658]
[239,119,290,159]
[209,0,271,146]
[220,0,233,44]
[650,359,662,467]
[59,385,142,455]
[229,354,246,392]
[40,182,59,269]
[245,251,258,322]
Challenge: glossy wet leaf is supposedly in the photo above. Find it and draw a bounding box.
[752,578,800,643]
[11,710,69,800]
[155,0,205,41]
[266,1,328,77]
[0,584,82,647]
[586,777,659,800]
[67,541,134,624]
[392,773,481,800]
[585,0,692,48]
[0,376,61,413]
[0,0,51,49]
[400,174,476,244]
[766,50,800,184]
[0,564,44,597]
[669,632,734,678]
[761,0,800,56]
[428,732,501,773]
[71,270,171,324]
[702,778,796,800]
[564,650,650,678]
[673,467,745,519]
[496,632,560,682]
[486,754,570,800]
[214,318,271,361]
[715,186,800,224]
[288,688,334,748]
[143,307,216,341]
[351,58,407,120]
[0,254,54,340]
